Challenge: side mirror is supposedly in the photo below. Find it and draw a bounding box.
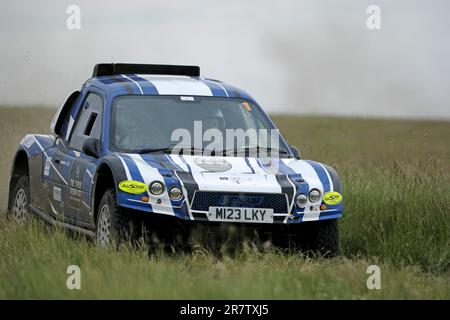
[289,145,301,159]
[82,138,101,158]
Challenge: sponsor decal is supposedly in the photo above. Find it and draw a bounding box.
[22,136,35,149]
[241,101,252,111]
[218,194,264,207]
[69,162,86,206]
[323,191,343,205]
[44,158,51,176]
[118,180,148,194]
[69,178,82,203]
[75,165,80,179]
[230,176,242,184]
[53,186,62,202]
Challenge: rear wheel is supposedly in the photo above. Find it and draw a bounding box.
[9,176,30,224]
[96,188,135,247]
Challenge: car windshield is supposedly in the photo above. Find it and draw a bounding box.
[110,95,290,157]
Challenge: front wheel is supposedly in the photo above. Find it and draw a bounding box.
[306,219,339,257]
[274,219,340,257]
[96,188,135,247]
[9,175,30,224]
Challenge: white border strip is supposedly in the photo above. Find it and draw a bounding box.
[122,75,144,95]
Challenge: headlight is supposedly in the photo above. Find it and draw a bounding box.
[149,181,165,195]
[295,193,308,208]
[309,189,321,203]
[168,187,183,200]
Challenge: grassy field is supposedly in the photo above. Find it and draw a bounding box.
[0,107,448,299]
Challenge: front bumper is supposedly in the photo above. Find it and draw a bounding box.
[117,189,343,224]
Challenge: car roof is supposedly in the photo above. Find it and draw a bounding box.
[84,74,256,102]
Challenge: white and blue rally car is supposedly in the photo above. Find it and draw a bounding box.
[8,64,343,255]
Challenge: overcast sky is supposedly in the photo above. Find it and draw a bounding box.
[0,0,449,119]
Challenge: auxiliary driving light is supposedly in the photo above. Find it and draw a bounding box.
[169,187,183,200]
[309,189,321,203]
[295,193,308,208]
[149,181,165,195]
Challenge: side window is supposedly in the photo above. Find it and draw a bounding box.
[59,112,72,142]
[50,91,80,141]
[69,93,103,151]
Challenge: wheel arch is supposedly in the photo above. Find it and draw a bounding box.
[8,148,30,211]
[92,162,117,222]
[322,163,342,194]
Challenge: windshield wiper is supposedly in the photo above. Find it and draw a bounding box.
[135,145,289,156]
[175,146,208,155]
[135,144,206,154]
[135,146,174,154]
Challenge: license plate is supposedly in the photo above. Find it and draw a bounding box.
[208,207,273,223]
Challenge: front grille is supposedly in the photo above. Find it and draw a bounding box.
[191,191,288,213]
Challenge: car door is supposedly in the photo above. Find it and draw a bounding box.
[64,91,104,223]
[42,92,81,220]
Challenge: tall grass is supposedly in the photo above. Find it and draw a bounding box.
[273,116,450,274]
[341,165,449,274]
[0,220,448,299]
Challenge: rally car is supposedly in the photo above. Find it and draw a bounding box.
[8,63,343,255]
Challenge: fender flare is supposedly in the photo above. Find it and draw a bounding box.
[90,154,128,218]
[8,146,32,211]
[323,164,342,194]
[9,146,31,176]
